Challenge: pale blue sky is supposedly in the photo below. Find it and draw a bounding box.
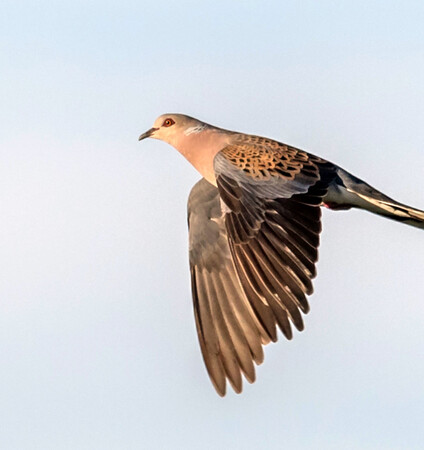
[1,1,424,449]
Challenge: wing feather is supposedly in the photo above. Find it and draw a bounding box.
[188,136,337,395]
[188,179,271,395]
[214,138,336,341]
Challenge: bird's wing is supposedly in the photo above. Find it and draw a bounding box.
[214,136,336,341]
[188,178,274,396]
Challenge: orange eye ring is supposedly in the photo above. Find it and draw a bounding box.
[162,118,175,127]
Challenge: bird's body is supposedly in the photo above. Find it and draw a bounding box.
[139,113,424,396]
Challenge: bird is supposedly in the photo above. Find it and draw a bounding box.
[139,113,424,396]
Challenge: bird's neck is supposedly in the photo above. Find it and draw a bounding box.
[173,129,232,186]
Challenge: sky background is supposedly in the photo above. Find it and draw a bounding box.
[1,1,424,449]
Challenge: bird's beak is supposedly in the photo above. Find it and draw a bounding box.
[138,127,158,141]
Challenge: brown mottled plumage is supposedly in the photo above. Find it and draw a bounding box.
[139,113,424,396]
[220,138,325,181]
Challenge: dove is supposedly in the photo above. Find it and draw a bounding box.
[139,113,424,396]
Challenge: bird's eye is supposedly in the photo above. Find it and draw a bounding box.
[162,118,175,127]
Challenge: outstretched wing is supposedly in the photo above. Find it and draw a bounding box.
[188,178,274,396]
[214,136,336,340]
[188,137,336,396]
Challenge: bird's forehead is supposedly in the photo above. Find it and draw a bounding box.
[153,114,169,127]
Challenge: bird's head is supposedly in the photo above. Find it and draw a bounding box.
[138,113,209,147]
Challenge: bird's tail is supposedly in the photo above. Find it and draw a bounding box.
[325,167,424,230]
[352,193,424,230]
